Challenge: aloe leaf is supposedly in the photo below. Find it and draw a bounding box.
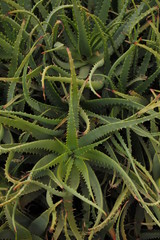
[0,110,61,126]
[32,0,48,19]
[29,201,62,236]
[31,153,68,172]
[4,152,18,184]
[84,149,160,228]
[88,58,104,97]
[120,199,132,240]
[79,113,160,147]
[75,136,110,156]
[67,48,79,127]
[43,4,73,32]
[0,139,60,155]
[87,165,104,239]
[0,115,62,140]
[137,51,152,76]
[90,187,128,234]
[7,20,25,111]
[41,65,65,106]
[119,49,133,92]
[116,132,148,194]
[1,0,23,10]
[5,203,32,239]
[108,44,135,79]
[68,164,80,191]
[8,20,25,78]
[45,75,103,90]
[75,158,94,201]
[135,66,160,94]
[53,208,64,240]
[136,42,160,60]
[116,200,128,240]
[0,36,13,56]
[72,0,92,58]
[82,98,145,112]
[79,107,90,135]
[66,48,78,150]
[22,63,64,118]
[57,165,106,215]
[97,0,111,24]
[0,65,43,83]
[64,196,82,240]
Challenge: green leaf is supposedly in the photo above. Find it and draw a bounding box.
[66,48,79,150]
[29,209,51,235]
[72,0,92,58]
[5,203,32,240]
[79,113,160,147]
[32,153,68,172]
[84,149,160,228]
[75,158,94,201]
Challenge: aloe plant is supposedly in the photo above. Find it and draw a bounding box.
[0,0,160,239]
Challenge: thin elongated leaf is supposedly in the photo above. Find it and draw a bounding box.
[79,113,160,146]
[72,0,91,58]
[66,48,78,150]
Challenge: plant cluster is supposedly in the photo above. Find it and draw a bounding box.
[0,0,160,239]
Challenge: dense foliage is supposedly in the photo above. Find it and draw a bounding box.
[0,0,160,239]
